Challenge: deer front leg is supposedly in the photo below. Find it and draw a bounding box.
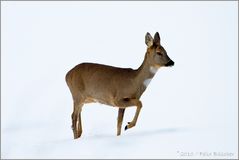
[124,99,142,130]
[117,108,125,136]
[116,98,142,131]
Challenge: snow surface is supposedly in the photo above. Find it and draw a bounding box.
[1,1,238,159]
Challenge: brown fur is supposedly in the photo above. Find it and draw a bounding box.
[66,32,174,139]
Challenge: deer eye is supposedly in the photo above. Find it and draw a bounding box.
[157,52,163,56]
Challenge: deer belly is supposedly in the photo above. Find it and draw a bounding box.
[84,82,136,106]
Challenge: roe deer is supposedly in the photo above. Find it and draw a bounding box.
[66,32,174,139]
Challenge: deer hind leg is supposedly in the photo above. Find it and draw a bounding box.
[71,100,84,139]
[117,108,125,136]
[116,98,142,131]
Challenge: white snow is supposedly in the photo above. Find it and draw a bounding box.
[1,1,238,159]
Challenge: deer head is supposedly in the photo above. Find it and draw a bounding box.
[145,32,174,68]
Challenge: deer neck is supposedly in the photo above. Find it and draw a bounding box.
[136,53,159,90]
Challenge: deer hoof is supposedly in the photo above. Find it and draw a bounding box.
[125,122,135,131]
[125,125,128,130]
[74,133,82,139]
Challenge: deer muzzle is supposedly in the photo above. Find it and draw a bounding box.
[165,60,174,67]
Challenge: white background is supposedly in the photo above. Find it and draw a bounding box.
[1,1,238,159]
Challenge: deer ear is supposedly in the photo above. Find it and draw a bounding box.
[154,32,161,45]
[145,32,154,47]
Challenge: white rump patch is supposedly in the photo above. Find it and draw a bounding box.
[150,66,158,74]
[143,78,152,87]
[93,99,99,103]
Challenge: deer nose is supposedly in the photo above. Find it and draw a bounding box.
[165,60,174,67]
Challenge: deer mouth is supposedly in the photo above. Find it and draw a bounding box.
[165,60,174,67]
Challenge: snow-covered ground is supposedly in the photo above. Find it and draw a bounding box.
[1,1,238,159]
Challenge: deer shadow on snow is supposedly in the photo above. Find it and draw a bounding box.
[127,127,186,137]
[87,127,188,140]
